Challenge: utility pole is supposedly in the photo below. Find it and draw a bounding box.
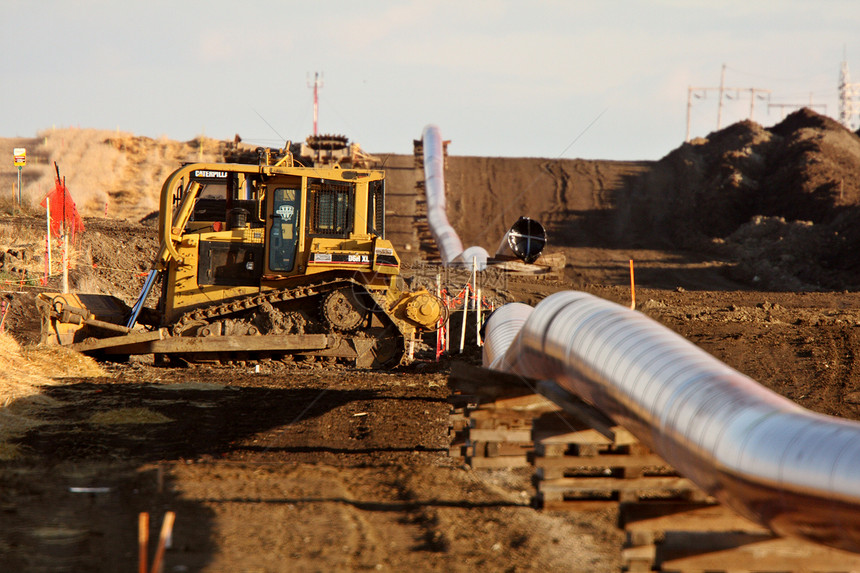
[686,65,771,141]
[839,56,860,129]
[717,64,726,129]
[307,72,324,136]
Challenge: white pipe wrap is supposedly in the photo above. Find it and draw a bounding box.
[482,303,534,370]
[483,290,860,552]
[460,246,490,269]
[422,125,464,265]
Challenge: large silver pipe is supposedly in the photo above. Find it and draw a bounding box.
[422,125,489,268]
[483,291,860,552]
[422,126,550,269]
[423,124,467,265]
[483,302,534,369]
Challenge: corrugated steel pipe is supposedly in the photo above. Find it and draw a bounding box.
[483,291,860,552]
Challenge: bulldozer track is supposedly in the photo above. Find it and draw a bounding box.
[170,276,408,367]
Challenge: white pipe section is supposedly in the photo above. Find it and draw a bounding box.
[483,302,533,369]
[461,246,490,268]
[422,125,489,269]
[483,291,860,552]
[423,124,464,264]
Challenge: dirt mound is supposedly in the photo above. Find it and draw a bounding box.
[0,216,161,346]
[0,331,105,448]
[761,108,860,223]
[0,128,229,222]
[619,108,860,290]
[69,217,161,302]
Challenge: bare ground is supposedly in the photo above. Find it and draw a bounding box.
[1,110,860,571]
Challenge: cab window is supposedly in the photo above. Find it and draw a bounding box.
[269,187,301,272]
[307,180,353,237]
[367,179,385,237]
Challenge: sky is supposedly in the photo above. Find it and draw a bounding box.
[3,0,860,161]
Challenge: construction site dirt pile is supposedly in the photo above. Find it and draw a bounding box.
[617,108,860,290]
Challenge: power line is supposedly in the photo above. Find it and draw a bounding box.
[768,89,827,120]
[769,101,827,120]
[253,109,286,145]
[686,64,770,141]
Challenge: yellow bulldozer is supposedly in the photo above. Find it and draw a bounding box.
[37,146,445,368]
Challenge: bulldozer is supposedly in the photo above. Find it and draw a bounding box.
[37,146,445,368]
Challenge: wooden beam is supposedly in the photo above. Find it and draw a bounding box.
[150,511,175,573]
[659,532,860,571]
[76,332,329,355]
[621,501,768,535]
[71,329,167,353]
[539,476,696,494]
[535,453,666,470]
[138,512,149,573]
[140,334,329,354]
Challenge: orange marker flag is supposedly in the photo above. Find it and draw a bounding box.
[40,163,84,241]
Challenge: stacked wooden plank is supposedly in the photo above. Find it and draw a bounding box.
[411,139,436,262]
[487,252,566,280]
[532,415,706,510]
[620,501,860,572]
[449,363,706,504]
[462,393,557,469]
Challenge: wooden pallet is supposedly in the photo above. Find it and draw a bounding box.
[529,407,710,508]
[538,475,705,510]
[621,502,860,572]
[448,405,470,458]
[486,253,566,280]
[462,394,556,468]
[448,364,561,468]
[449,364,710,503]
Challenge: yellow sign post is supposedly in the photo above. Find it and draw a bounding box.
[12,148,25,204]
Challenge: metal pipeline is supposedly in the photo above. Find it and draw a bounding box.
[495,216,546,264]
[483,291,860,552]
[423,125,473,265]
[483,302,534,369]
[422,125,489,268]
[421,126,549,269]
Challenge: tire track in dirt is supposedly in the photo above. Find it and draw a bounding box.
[169,463,392,570]
[541,160,568,217]
[817,329,859,410]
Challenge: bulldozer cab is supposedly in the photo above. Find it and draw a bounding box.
[156,161,396,321]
